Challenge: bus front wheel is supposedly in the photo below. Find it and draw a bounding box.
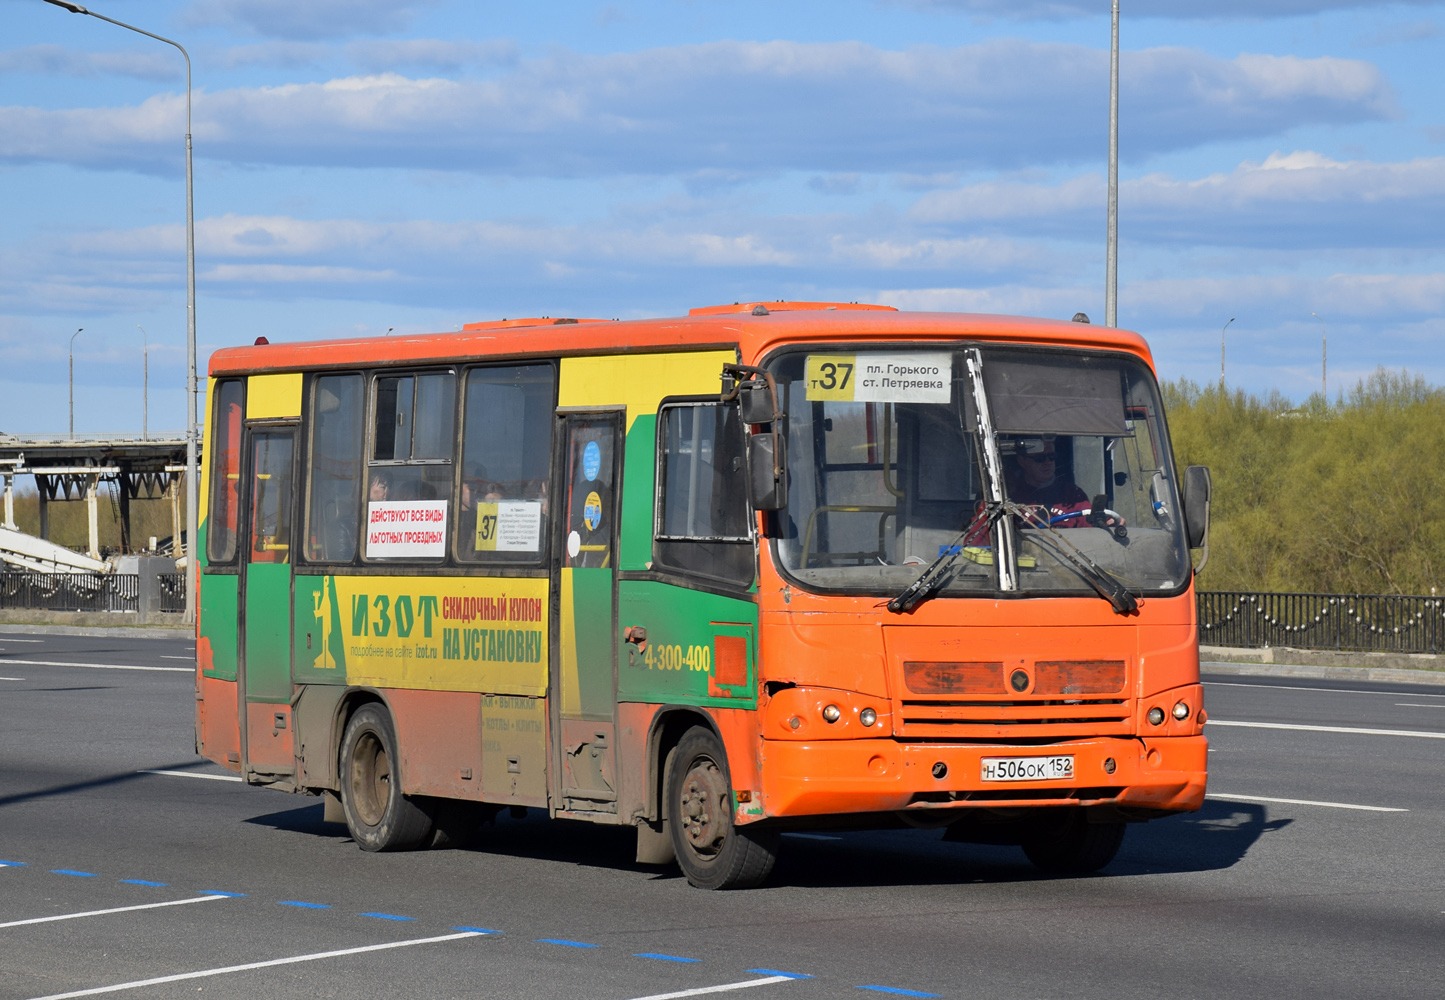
[339,704,435,852]
[1021,810,1125,875]
[666,727,778,890]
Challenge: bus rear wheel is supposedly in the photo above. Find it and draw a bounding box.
[339,704,435,852]
[1021,810,1125,875]
[666,727,778,890]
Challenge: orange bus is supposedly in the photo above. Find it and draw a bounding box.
[195,301,1211,889]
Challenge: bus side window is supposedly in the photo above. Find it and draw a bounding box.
[305,373,363,563]
[364,371,456,561]
[654,401,753,586]
[456,364,556,563]
[207,380,245,565]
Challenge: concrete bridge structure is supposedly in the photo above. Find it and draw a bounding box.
[0,432,194,568]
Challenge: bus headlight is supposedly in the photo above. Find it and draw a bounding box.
[822,704,841,723]
[1147,707,1165,726]
[859,708,877,727]
[1172,701,1191,721]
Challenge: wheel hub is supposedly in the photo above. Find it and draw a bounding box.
[351,732,390,828]
[678,757,728,857]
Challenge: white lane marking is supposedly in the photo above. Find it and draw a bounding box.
[1205,681,1445,698]
[138,770,242,783]
[626,977,797,1000]
[1207,719,1445,739]
[0,894,227,929]
[160,656,192,660]
[1396,703,1445,709]
[0,659,190,673]
[1206,793,1408,813]
[0,677,25,681]
[24,930,483,1000]
[0,638,43,643]
[782,833,841,841]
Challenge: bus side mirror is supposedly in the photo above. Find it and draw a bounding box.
[1181,465,1211,572]
[747,432,787,511]
[739,382,781,424]
[722,363,786,425]
[722,363,788,512]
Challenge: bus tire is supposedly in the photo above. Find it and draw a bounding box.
[339,704,435,852]
[1021,811,1125,875]
[666,727,778,890]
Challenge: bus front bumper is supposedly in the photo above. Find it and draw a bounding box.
[754,735,1207,820]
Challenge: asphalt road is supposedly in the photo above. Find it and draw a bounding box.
[2,628,1443,1000]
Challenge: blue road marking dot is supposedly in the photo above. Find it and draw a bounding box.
[749,970,814,980]
[453,926,501,934]
[359,912,414,921]
[278,901,331,909]
[51,870,99,877]
[635,953,700,963]
[536,938,599,948]
[119,879,167,886]
[857,987,941,997]
[197,891,245,897]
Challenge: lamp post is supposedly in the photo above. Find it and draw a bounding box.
[47,1,199,623]
[1310,312,1326,403]
[1105,0,1120,328]
[136,325,149,440]
[1220,317,1234,389]
[68,327,83,439]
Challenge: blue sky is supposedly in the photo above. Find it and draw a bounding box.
[2,0,1442,434]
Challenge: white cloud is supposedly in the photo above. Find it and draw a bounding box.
[892,0,1439,20]
[203,263,399,284]
[0,45,180,81]
[345,39,518,74]
[910,152,1445,247]
[0,42,1395,177]
[211,42,330,70]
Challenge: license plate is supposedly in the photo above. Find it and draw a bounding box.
[980,755,1074,782]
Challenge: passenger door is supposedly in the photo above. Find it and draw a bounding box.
[238,426,298,776]
[551,411,623,815]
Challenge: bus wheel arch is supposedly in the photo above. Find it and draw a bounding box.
[645,706,721,825]
[336,699,435,852]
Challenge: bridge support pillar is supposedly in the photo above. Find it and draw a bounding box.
[86,476,100,561]
[1,474,13,531]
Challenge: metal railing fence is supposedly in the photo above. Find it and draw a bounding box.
[1198,591,1445,654]
[158,572,187,613]
[0,571,139,613]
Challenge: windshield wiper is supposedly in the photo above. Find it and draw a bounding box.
[885,504,999,614]
[1015,507,1139,616]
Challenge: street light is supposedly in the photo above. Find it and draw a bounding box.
[1105,0,1120,328]
[47,0,199,623]
[68,327,83,439]
[1220,318,1234,389]
[1310,312,1326,403]
[136,325,149,440]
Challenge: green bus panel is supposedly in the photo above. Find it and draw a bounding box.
[200,574,239,682]
[570,566,616,721]
[618,414,656,572]
[243,562,293,703]
[617,580,757,708]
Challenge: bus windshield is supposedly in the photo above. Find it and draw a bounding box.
[769,346,1192,600]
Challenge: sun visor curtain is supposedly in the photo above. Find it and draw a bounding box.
[981,356,1129,436]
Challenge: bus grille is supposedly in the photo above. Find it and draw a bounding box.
[894,659,1133,738]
